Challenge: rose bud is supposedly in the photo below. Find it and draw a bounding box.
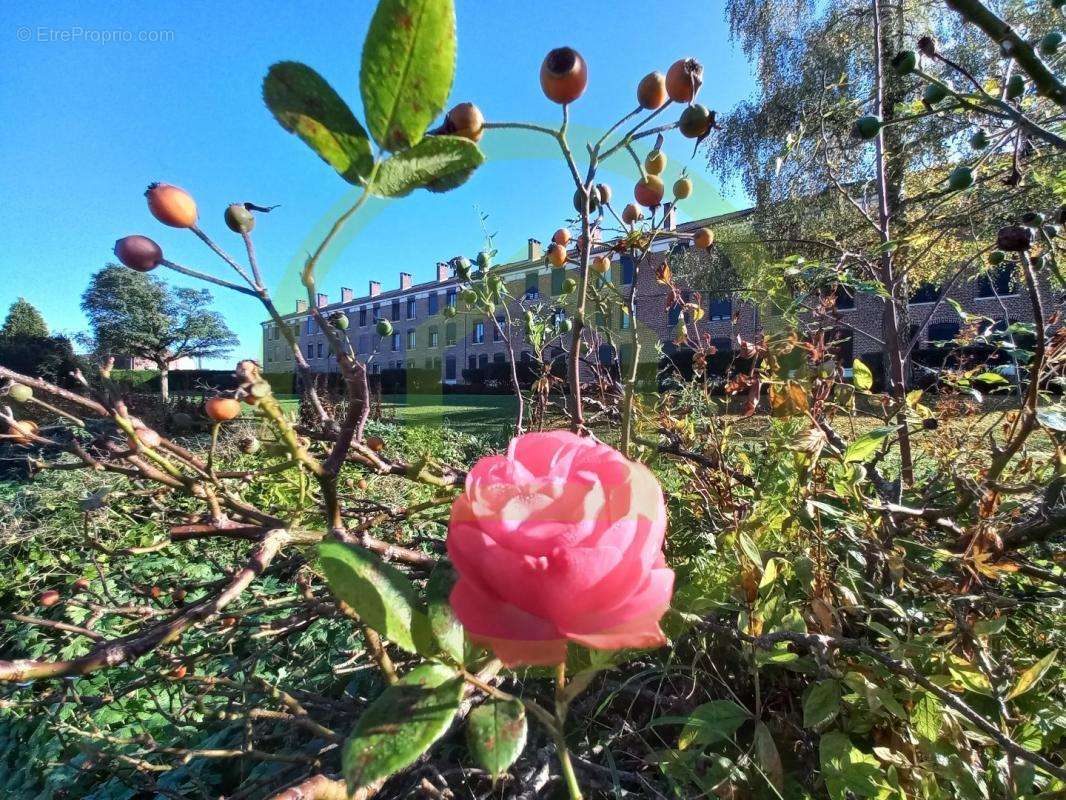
[446,431,673,666]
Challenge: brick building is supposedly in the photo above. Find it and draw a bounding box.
[260,211,1043,388]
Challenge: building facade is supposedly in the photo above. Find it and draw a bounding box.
[261,212,1042,387]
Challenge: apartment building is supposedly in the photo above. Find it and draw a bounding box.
[260,211,1043,387]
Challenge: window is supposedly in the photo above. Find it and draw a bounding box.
[668,302,682,325]
[317,342,324,358]
[928,322,961,343]
[596,308,610,328]
[371,363,379,374]
[359,307,367,326]
[372,303,380,321]
[429,327,439,348]
[493,353,506,364]
[712,337,732,353]
[272,325,280,340]
[977,265,1014,298]
[468,355,477,371]
[620,255,635,284]
[598,343,617,365]
[407,329,416,348]
[428,292,439,315]
[445,356,456,380]
[445,322,456,345]
[391,300,400,321]
[472,321,485,344]
[307,344,314,359]
[554,309,567,328]
[358,334,369,352]
[306,318,314,334]
[620,310,631,330]
[525,272,539,300]
[520,351,533,363]
[391,333,400,351]
[708,294,732,321]
[433,356,442,372]
[832,329,854,363]
[494,317,504,341]
[619,343,634,370]
[910,282,939,304]
[478,354,488,369]
[834,287,855,310]
[407,297,416,319]
[446,289,457,308]
[551,268,567,295]
[424,358,433,369]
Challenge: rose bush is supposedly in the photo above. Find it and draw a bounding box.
[447,430,673,665]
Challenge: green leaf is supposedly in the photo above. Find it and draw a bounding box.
[753,721,784,792]
[318,540,426,653]
[263,61,372,184]
[360,0,456,152]
[852,358,873,391]
[343,664,463,790]
[467,699,528,780]
[426,565,464,663]
[844,425,897,463]
[373,135,484,197]
[910,692,942,742]
[1006,649,1057,700]
[804,679,842,730]
[678,700,750,749]
[737,532,763,567]
[1036,406,1066,432]
[973,371,1010,385]
[819,732,886,800]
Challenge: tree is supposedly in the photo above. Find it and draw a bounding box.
[0,298,49,339]
[708,0,1063,482]
[80,265,238,402]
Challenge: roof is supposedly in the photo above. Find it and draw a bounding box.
[261,208,754,325]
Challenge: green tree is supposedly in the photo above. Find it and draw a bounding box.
[80,265,239,402]
[0,298,49,339]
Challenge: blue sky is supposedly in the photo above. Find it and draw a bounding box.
[0,0,756,366]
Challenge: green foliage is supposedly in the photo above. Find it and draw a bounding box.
[342,663,463,790]
[318,540,429,654]
[0,298,48,339]
[359,0,456,152]
[80,265,238,370]
[466,699,527,780]
[373,135,484,197]
[262,61,373,184]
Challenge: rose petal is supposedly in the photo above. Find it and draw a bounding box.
[561,567,674,640]
[449,577,561,641]
[565,606,669,652]
[473,635,568,667]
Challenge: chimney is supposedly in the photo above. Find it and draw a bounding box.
[316,292,329,308]
[436,261,450,282]
[400,272,413,290]
[296,299,308,313]
[528,238,543,261]
[662,202,676,231]
[369,280,381,297]
[341,287,354,303]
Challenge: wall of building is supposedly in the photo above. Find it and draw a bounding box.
[261,217,1046,388]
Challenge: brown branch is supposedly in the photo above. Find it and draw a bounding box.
[0,529,291,682]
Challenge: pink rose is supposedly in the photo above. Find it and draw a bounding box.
[447,431,673,666]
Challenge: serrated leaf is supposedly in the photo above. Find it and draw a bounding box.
[426,565,464,663]
[910,692,942,741]
[844,425,897,463]
[852,358,873,391]
[343,664,463,790]
[804,679,841,730]
[1006,649,1057,700]
[263,61,372,184]
[360,0,456,152]
[318,540,425,653]
[467,699,527,780]
[819,732,886,800]
[373,135,484,196]
[678,700,750,749]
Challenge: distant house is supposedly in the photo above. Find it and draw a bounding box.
[113,355,199,371]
